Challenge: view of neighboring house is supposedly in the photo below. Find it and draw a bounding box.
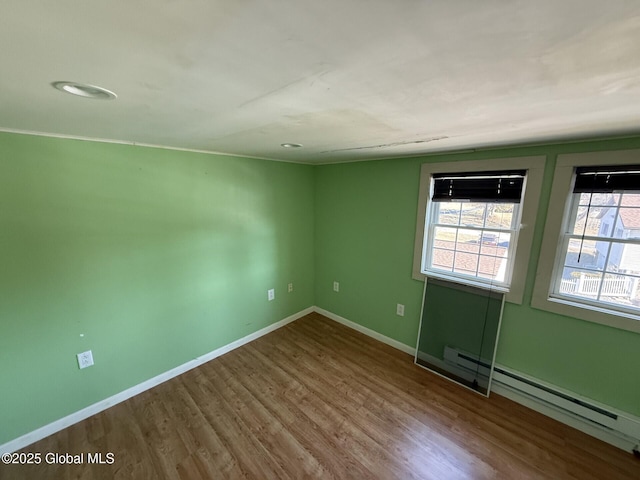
[596,195,640,272]
[561,194,640,306]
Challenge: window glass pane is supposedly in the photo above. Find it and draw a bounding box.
[578,192,620,206]
[497,232,511,247]
[571,205,609,236]
[452,252,478,275]
[478,255,507,281]
[616,208,640,239]
[479,236,498,252]
[614,243,640,275]
[620,193,640,207]
[459,203,486,227]
[485,204,515,229]
[456,228,481,254]
[431,248,454,271]
[434,202,462,225]
[433,226,457,248]
[557,267,603,300]
[597,274,640,309]
[480,231,498,245]
[564,239,603,270]
[480,233,510,255]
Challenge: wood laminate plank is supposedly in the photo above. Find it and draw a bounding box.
[1,313,637,479]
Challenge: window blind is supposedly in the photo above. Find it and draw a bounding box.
[573,165,640,193]
[432,170,526,203]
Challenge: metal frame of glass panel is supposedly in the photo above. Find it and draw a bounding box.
[414,277,505,397]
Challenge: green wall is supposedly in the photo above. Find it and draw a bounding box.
[315,137,640,416]
[3,130,640,447]
[0,133,315,445]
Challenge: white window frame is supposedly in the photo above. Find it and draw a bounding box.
[413,156,545,304]
[424,193,522,291]
[531,149,640,334]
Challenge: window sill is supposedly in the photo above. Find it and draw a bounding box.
[414,270,516,300]
[530,294,640,334]
[424,270,509,292]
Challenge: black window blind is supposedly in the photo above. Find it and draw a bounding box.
[432,170,526,203]
[573,165,640,193]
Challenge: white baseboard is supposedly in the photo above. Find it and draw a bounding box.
[313,307,416,355]
[6,306,638,456]
[0,307,314,455]
[315,307,640,454]
[491,382,638,452]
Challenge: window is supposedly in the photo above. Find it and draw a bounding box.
[413,157,545,304]
[532,150,640,333]
[552,180,640,315]
[423,171,525,290]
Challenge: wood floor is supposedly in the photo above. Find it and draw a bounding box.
[2,313,638,479]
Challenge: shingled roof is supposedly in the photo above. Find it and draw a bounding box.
[619,194,640,229]
[432,240,507,278]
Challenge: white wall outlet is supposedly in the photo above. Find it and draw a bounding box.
[268,288,275,301]
[77,350,94,369]
[288,283,293,293]
[333,281,340,292]
[396,304,405,316]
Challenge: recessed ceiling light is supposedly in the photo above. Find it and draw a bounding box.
[52,81,117,100]
[281,143,303,148]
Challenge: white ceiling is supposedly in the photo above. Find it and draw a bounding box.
[2,1,640,164]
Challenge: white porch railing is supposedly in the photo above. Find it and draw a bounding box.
[560,275,633,297]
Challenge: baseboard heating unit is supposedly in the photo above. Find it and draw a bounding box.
[443,346,640,453]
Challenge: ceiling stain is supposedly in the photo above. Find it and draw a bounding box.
[321,136,449,154]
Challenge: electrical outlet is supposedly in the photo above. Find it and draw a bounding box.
[288,283,293,293]
[396,304,405,316]
[333,281,340,292]
[268,288,275,301]
[77,350,94,369]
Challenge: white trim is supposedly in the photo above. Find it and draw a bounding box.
[531,148,640,333]
[0,128,309,165]
[313,307,416,355]
[0,307,314,455]
[5,306,637,455]
[412,156,546,305]
[316,307,640,453]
